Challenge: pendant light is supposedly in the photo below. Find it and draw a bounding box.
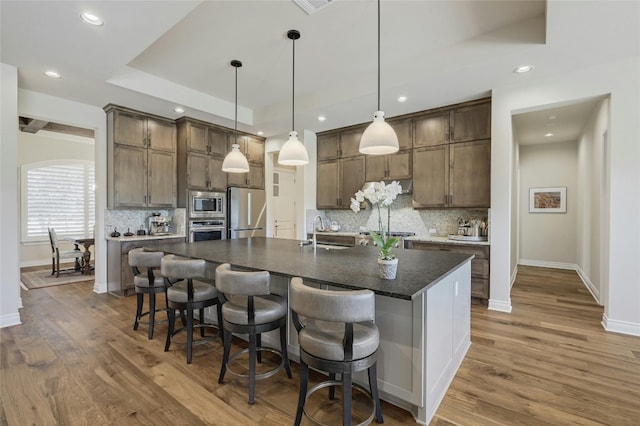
[278,29,310,166]
[222,60,250,173]
[359,0,399,156]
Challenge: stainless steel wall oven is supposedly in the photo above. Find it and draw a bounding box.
[189,219,226,243]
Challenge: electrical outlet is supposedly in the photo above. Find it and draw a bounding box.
[428,228,437,234]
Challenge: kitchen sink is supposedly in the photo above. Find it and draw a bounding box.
[314,244,350,250]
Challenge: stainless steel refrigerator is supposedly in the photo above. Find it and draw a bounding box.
[227,187,266,239]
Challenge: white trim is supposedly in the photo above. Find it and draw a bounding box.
[602,314,640,337]
[510,265,519,288]
[0,313,22,328]
[576,265,601,305]
[518,258,575,270]
[488,299,512,312]
[93,281,107,294]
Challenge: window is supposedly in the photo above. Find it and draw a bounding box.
[21,160,95,242]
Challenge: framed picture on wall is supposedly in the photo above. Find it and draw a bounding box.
[529,187,567,213]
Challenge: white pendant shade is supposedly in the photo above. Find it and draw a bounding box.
[278,131,309,166]
[222,143,250,173]
[359,111,399,155]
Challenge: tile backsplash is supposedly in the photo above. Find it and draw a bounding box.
[104,208,186,236]
[307,194,488,238]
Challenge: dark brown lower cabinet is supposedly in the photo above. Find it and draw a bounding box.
[404,240,490,303]
[107,237,184,297]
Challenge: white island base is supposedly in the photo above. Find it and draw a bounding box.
[255,260,472,425]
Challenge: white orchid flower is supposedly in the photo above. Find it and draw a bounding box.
[350,197,361,213]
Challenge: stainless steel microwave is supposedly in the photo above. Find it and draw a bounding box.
[188,190,225,218]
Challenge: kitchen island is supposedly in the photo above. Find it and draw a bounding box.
[153,237,473,425]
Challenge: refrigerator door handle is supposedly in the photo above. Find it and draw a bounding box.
[247,192,252,225]
[233,227,265,232]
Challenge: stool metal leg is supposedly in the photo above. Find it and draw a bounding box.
[134,293,143,331]
[343,372,353,426]
[218,328,231,383]
[368,363,384,423]
[329,373,336,400]
[199,308,205,337]
[165,308,175,352]
[186,307,194,364]
[148,292,156,339]
[280,323,292,378]
[294,360,308,426]
[248,332,257,404]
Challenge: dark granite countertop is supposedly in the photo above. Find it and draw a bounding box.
[152,237,473,300]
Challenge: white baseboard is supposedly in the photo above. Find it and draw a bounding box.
[488,299,512,313]
[93,281,108,294]
[510,265,518,288]
[576,266,601,305]
[0,312,21,328]
[518,258,576,270]
[602,314,640,337]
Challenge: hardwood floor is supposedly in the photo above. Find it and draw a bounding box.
[1,265,639,425]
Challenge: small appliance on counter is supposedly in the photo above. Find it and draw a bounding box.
[148,213,173,236]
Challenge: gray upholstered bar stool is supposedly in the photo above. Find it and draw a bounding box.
[161,254,222,364]
[215,263,292,404]
[289,277,384,426]
[128,248,166,340]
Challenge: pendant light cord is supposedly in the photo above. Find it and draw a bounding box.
[292,35,296,131]
[235,65,238,143]
[377,0,381,111]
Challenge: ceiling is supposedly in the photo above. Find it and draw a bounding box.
[2,1,638,143]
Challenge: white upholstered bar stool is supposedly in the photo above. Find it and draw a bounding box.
[128,248,166,339]
[289,277,384,426]
[215,263,292,404]
[161,255,222,364]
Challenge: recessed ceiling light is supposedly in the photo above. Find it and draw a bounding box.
[44,70,61,78]
[396,96,408,103]
[318,116,326,122]
[257,131,264,136]
[513,65,533,74]
[173,107,185,114]
[544,132,554,137]
[81,12,103,26]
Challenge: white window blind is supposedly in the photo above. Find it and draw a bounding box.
[21,160,95,242]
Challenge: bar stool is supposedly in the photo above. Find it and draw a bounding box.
[128,248,166,340]
[215,263,292,404]
[289,277,384,426]
[161,255,222,364]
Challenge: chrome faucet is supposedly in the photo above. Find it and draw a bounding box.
[312,215,325,249]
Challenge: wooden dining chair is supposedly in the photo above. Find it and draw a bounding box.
[48,227,82,277]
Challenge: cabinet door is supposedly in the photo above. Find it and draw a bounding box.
[317,161,340,209]
[187,122,208,153]
[113,111,146,148]
[147,119,176,152]
[340,127,364,158]
[226,170,247,188]
[208,156,226,191]
[247,164,265,189]
[245,136,264,164]
[208,128,228,157]
[187,152,209,190]
[340,156,365,208]
[450,102,490,143]
[365,155,387,181]
[414,111,449,147]
[387,150,412,180]
[449,140,490,208]
[148,150,176,207]
[388,117,413,150]
[412,146,448,208]
[113,144,147,207]
[317,133,339,161]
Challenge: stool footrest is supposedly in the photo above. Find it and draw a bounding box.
[226,347,285,381]
[303,380,376,426]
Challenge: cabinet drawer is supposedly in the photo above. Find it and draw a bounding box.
[471,258,489,278]
[406,241,488,259]
[471,277,489,299]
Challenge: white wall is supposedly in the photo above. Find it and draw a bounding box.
[0,63,22,327]
[18,89,108,294]
[491,55,640,335]
[18,131,95,266]
[519,141,578,266]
